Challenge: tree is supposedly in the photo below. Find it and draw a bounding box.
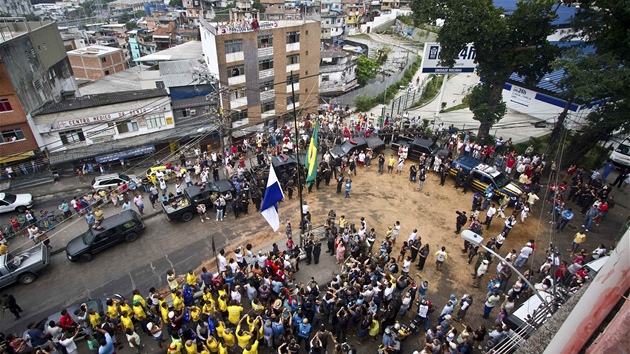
[356,55,379,86]
[125,21,137,30]
[411,0,560,140]
[169,0,183,6]
[554,0,630,166]
[253,0,265,13]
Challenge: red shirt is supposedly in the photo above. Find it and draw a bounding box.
[59,313,75,330]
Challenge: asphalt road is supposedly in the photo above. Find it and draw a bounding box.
[0,212,242,336]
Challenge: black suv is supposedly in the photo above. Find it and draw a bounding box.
[391,137,451,161]
[66,210,146,262]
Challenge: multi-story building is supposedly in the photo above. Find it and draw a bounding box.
[199,11,320,129]
[342,0,364,30]
[0,19,78,152]
[319,46,359,97]
[0,0,33,17]
[320,12,345,39]
[0,57,39,163]
[127,29,157,61]
[67,45,129,80]
[32,89,176,164]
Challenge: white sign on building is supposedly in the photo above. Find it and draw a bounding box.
[421,43,477,73]
[509,85,536,108]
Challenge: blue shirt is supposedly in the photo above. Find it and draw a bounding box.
[561,210,574,220]
[345,181,352,191]
[98,333,114,354]
[298,323,311,338]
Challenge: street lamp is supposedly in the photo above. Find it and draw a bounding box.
[460,230,553,314]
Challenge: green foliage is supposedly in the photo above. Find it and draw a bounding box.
[169,0,183,6]
[398,14,414,26]
[135,10,146,18]
[125,21,136,30]
[411,0,560,139]
[356,55,379,86]
[253,0,265,13]
[355,95,375,112]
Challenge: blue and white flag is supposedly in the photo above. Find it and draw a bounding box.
[260,164,285,231]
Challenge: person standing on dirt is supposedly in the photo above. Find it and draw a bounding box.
[462,172,474,194]
[455,211,467,234]
[435,246,448,271]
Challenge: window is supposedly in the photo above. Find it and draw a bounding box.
[257,34,273,48]
[225,39,243,53]
[231,109,248,122]
[0,99,13,112]
[286,31,300,44]
[287,95,299,105]
[287,74,299,84]
[229,90,246,100]
[101,57,107,63]
[59,129,85,145]
[116,120,139,134]
[104,70,110,75]
[227,65,244,78]
[146,114,166,129]
[261,101,275,113]
[260,80,274,92]
[287,54,300,64]
[258,59,274,71]
[322,75,329,82]
[1,129,25,143]
[156,81,165,89]
[34,80,43,91]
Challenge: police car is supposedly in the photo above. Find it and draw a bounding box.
[449,156,524,202]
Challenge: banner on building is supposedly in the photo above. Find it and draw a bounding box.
[421,43,477,73]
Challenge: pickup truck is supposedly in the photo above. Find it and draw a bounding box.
[390,137,451,161]
[449,156,524,203]
[162,181,235,222]
[0,243,50,288]
[330,137,385,158]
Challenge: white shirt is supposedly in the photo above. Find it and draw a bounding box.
[519,246,533,258]
[59,337,78,353]
[402,259,411,273]
[487,207,497,218]
[408,232,417,243]
[217,254,228,272]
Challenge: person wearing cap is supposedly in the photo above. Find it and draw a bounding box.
[513,242,534,268]
[147,317,165,349]
[455,294,473,322]
[474,260,490,288]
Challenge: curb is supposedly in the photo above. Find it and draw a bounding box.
[48,209,164,256]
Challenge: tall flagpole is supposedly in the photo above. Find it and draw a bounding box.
[290,70,306,247]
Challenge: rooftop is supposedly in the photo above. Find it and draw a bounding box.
[109,0,146,5]
[67,45,122,56]
[203,18,318,36]
[159,59,206,88]
[133,40,202,63]
[78,65,149,95]
[36,88,168,115]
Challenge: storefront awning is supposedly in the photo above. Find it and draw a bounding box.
[95,146,156,164]
[0,150,35,164]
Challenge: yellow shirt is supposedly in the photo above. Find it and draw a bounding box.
[243,341,259,354]
[186,273,197,286]
[221,332,235,347]
[203,291,214,304]
[202,302,215,316]
[172,295,184,312]
[200,349,210,354]
[206,338,219,353]
[218,343,228,354]
[388,157,396,167]
[185,342,198,354]
[0,244,8,255]
[216,322,225,338]
[227,305,243,324]
[133,294,146,309]
[168,341,183,354]
[339,218,346,228]
[94,209,104,221]
[121,315,134,331]
[190,306,201,322]
[217,297,228,312]
[120,303,133,318]
[107,304,119,319]
[133,304,146,321]
[89,313,101,327]
[235,325,251,348]
[160,302,170,322]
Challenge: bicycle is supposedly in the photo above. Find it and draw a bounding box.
[37,210,64,231]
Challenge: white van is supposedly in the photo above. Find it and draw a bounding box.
[610,136,630,167]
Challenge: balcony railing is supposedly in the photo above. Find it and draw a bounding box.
[286,82,299,92]
[286,42,300,52]
[226,51,244,63]
[260,89,275,101]
[228,75,246,85]
[259,69,274,80]
[286,63,300,72]
[230,96,248,109]
[258,47,273,57]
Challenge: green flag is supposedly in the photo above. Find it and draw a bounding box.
[305,121,319,185]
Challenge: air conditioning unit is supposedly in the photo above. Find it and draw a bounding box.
[189,109,196,115]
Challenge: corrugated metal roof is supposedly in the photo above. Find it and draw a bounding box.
[159,59,206,88]
[36,88,168,115]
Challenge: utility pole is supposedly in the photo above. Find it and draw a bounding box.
[290,70,306,246]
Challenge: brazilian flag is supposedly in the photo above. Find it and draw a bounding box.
[305,120,319,186]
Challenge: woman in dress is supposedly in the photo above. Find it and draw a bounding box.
[335,240,346,264]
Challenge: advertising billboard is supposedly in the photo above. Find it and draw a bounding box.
[421,43,477,73]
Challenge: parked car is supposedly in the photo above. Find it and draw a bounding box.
[91,173,137,192]
[391,137,451,160]
[162,183,221,222]
[0,192,34,214]
[330,137,385,158]
[0,243,50,289]
[449,156,524,203]
[65,210,145,262]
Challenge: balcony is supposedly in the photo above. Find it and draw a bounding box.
[262,109,276,119]
[320,64,347,73]
[286,63,300,72]
[286,82,299,92]
[260,89,275,101]
[230,96,248,109]
[286,42,300,52]
[259,69,274,80]
[258,47,273,57]
[228,75,246,85]
[226,51,244,63]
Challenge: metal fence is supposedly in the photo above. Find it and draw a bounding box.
[386,75,432,117]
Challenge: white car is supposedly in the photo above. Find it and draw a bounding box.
[0,192,34,214]
[91,173,137,192]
